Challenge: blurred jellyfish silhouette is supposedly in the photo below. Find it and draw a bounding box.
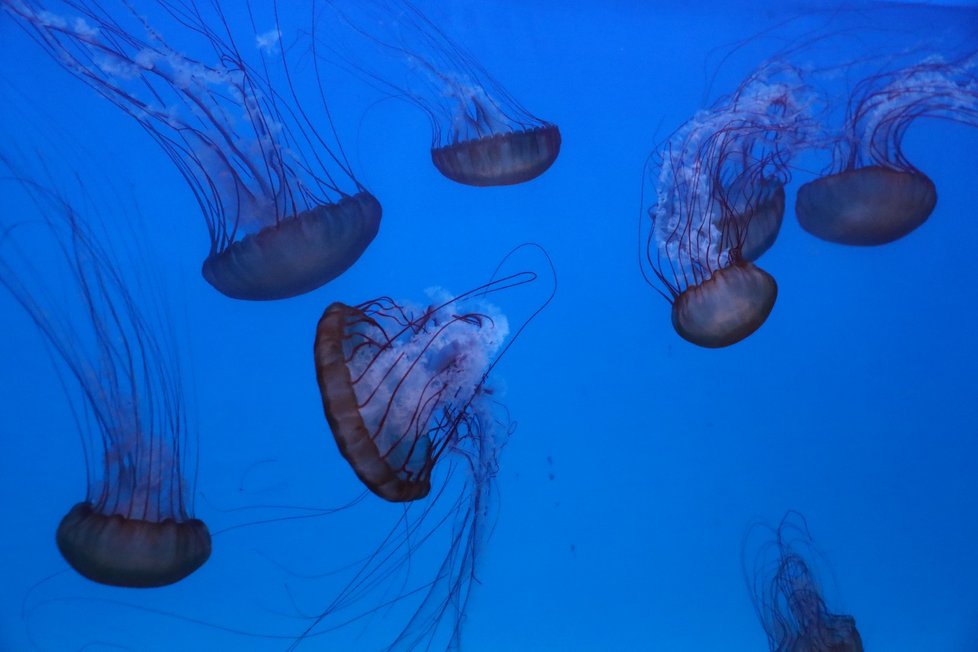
[306,246,553,649]
[315,0,561,186]
[797,52,978,245]
[745,512,863,652]
[0,169,209,588]
[643,63,819,348]
[3,0,380,300]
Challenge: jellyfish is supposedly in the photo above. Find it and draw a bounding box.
[304,250,552,649]
[796,53,978,245]
[643,64,818,348]
[314,292,508,503]
[745,512,863,652]
[0,171,209,588]
[3,0,380,300]
[719,173,787,263]
[315,0,561,187]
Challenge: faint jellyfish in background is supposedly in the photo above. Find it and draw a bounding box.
[307,245,554,649]
[316,0,561,186]
[0,170,210,588]
[796,53,978,245]
[643,63,819,348]
[3,0,380,300]
[745,512,863,652]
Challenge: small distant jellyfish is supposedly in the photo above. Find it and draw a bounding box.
[0,173,209,588]
[745,512,863,652]
[306,253,550,648]
[796,53,978,245]
[3,0,380,300]
[319,0,561,186]
[644,64,818,348]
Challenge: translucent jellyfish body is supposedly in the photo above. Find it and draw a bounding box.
[304,257,550,650]
[314,291,509,502]
[797,54,977,245]
[431,122,562,187]
[317,0,561,186]
[745,513,863,652]
[202,193,381,300]
[720,177,786,262]
[0,173,209,588]
[644,64,818,347]
[57,503,210,588]
[671,261,778,349]
[4,0,380,299]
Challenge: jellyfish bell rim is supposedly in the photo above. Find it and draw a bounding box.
[55,501,211,588]
[795,165,937,246]
[314,302,432,503]
[431,124,562,187]
[670,261,777,349]
[201,191,382,301]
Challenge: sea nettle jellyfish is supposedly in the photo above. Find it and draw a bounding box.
[3,0,380,299]
[796,53,978,245]
[644,64,818,348]
[315,0,560,186]
[0,173,209,588]
[745,512,863,652]
[305,249,552,649]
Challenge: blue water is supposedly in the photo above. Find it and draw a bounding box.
[1,1,977,650]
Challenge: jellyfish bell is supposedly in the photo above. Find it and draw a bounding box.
[56,503,210,588]
[796,165,936,246]
[720,177,786,262]
[202,192,381,301]
[671,260,778,349]
[315,302,435,502]
[796,54,977,246]
[5,1,379,301]
[431,123,562,187]
[314,287,510,502]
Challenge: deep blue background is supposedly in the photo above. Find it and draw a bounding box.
[1,1,977,650]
